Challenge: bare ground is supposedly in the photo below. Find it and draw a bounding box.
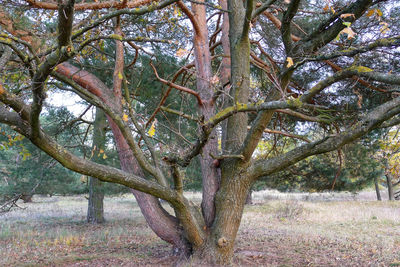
[1,191,399,266]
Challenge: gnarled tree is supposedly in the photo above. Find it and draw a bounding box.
[1,0,400,264]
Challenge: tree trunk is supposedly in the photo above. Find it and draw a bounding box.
[245,189,253,205]
[386,174,394,201]
[21,194,33,203]
[87,177,105,223]
[374,176,381,201]
[87,107,106,224]
[108,119,191,254]
[196,162,252,265]
[187,1,220,228]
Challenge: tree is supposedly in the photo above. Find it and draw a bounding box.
[1,0,400,264]
[255,139,384,193]
[87,107,107,223]
[379,126,400,200]
[0,107,86,207]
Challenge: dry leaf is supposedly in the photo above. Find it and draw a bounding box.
[341,27,356,39]
[176,48,189,58]
[340,13,355,19]
[122,113,129,122]
[366,9,375,17]
[286,57,294,67]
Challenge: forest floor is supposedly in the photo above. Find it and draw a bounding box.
[1,190,400,266]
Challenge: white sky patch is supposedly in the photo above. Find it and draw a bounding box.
[47,90,93,120]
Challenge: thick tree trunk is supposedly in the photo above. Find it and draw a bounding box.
[374,176,381,201]
[201,163,251,264]
[87,177,105,223]
[108,120,191,254]
[87,107,106,224]
[386,174,394,201]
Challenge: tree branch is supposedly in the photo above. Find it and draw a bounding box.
[298,0,374,53]
[30,0,75,138]
[150,62,204,106]
[249,94,400,179]
[242,0,254,39]
[24,0,153,10]
[251,0,276,19]
[280,0,301,55]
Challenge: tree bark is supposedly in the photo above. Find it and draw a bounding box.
[205,163,252,264]
[374,176,381,201]
[87,107,106,224]
[386,174,394,201]
[87,177,105,223]
[179,0,220,228]
[245,188,253,205]
[108,119,191,254]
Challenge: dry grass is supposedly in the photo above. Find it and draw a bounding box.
[1,192,400,266]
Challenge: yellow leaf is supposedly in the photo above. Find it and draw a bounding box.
[103,153,108,159]
[286,57,294,68]
[148,120,156,137]
[379,22,390,34]
[176,48,189,58]
[366,9,375,17]
[99,149,104,154]
[376,9,383,17]
[123,113,129,122]
[118,72,123,80]
[341,27,356,39]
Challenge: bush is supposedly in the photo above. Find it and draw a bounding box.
[275,200,304,221]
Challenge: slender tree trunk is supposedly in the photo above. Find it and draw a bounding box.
[189,1,220,228]
[374,176,381,201]
[219,0,231,153]
[87,108,106,224]
[386,174,394,201]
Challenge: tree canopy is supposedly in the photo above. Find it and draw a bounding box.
[1,0,400,264]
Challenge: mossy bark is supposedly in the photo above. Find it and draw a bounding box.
[87,107,106,224]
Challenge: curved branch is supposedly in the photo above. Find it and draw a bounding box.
[251,0,276,19]
[177,1,201,35]
[150,62,204,106]
[249,95,400,179]
[0,106,179,202]
[285,35,400,74]
[24,0,153,10]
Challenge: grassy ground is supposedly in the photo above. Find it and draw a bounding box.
[0,191,399,266]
